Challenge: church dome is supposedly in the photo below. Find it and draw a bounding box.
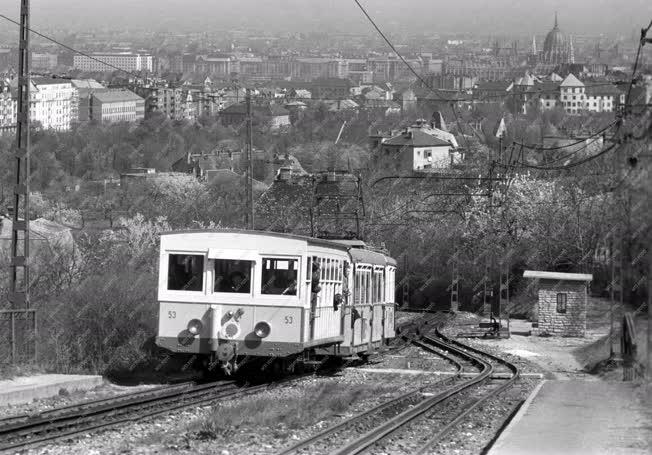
[542,13,572,64]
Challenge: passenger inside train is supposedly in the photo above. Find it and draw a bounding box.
[262,258,298,295]
[214,259,252,293]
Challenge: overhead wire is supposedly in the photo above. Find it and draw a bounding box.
[625,19,652,109]
[504,19,650,172]
[503,142,619,170]
[0,14,144,80]
[0,10,630,130]
[3,9,645,179]
[351,0,478,151]
[513,120,617,151]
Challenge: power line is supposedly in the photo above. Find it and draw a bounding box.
[351,0,436,99]
[0,11,630,123]
[472,81,628,101]
[351,0,477,152]
[502,141,619,171]
[513,120,617,151]
[496,18,651,174]
[0,14,144,80]
[625,19,652,110]
[0,13,631,109]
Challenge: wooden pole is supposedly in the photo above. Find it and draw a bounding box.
[648,252,652,383]
[610,232,616,358]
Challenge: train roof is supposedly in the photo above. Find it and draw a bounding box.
[159,229,396,266]
[349,248,397,267]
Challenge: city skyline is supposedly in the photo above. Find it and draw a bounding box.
[0,0,648,37]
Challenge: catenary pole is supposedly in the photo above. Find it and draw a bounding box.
[648,254,651,383]
[245,88,254,230]
[10,0,30,311]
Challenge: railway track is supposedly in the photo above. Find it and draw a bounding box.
[277,323,519,455]
[0,373,320,453]
[277,348,463,455]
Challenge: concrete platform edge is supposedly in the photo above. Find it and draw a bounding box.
[0,376,105,406]
[486,379,546,455]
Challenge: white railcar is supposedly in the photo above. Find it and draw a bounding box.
[155,230,396,374]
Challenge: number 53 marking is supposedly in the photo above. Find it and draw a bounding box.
[284,316,293,324]
[168,311,176,319]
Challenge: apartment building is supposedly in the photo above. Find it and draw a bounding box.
[31,52,58,70]
[0,83,16,135]
[30,77,74,131]
[89,90,144,124]
[73,53,153,72]
[71,78,108,122]
[551,74,622,114]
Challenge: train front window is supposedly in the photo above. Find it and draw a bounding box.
[167,254,204,291]
[214,260,253,293]
[261,258,298,295]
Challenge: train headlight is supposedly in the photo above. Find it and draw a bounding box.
[187,319,203,335]
[222,322,240,339]
[254,321,271,338]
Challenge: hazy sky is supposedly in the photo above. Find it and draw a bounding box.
[0,0,649,36]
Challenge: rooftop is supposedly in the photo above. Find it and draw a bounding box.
[92,89,143,103]
[311,78,353,88]
[585,83,623,97]
[71,79,106,89]
[560,73,584,88]
[523,270,593,281]
[31,77,72,86]
[384,129,452,148]
[475,81,512,91]
[221,102,289,116]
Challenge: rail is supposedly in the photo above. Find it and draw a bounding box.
[276,314,460,455]
[413,330,520,454]
[277,314,519,455]
[0,370,331,452]
[329,332,499,455]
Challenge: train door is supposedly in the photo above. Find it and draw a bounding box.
[353,264,372,348]
[306,256,316,341]
[308,255,344,342]
[371,266,385,345]
[341,260,354,350]
[383,266,396,339]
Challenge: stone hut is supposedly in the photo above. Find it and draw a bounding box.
[523,270,592,337]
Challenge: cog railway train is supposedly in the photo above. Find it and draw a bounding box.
[155,229,397,375]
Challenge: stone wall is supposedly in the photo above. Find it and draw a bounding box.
[534,280,587,337]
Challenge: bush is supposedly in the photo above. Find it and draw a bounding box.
[25,214,168,375]
[37,270,157,373]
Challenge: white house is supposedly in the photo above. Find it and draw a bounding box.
[379,129,457,172]
[559,73,586,114]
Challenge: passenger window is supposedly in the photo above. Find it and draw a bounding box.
[262,258,298,295]
[306,257,312,282]
[214,259,253,293]
[167,254,204,291]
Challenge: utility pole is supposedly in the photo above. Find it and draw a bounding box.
[403,253,409,308]
[483,258,491,316]
[499,254,510,328]
[648,252,652,384]
[450,248,459,312]
[6,0,36,364]
[245,88,254,230]
[10,0,30,311]
[609,227,623,358]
